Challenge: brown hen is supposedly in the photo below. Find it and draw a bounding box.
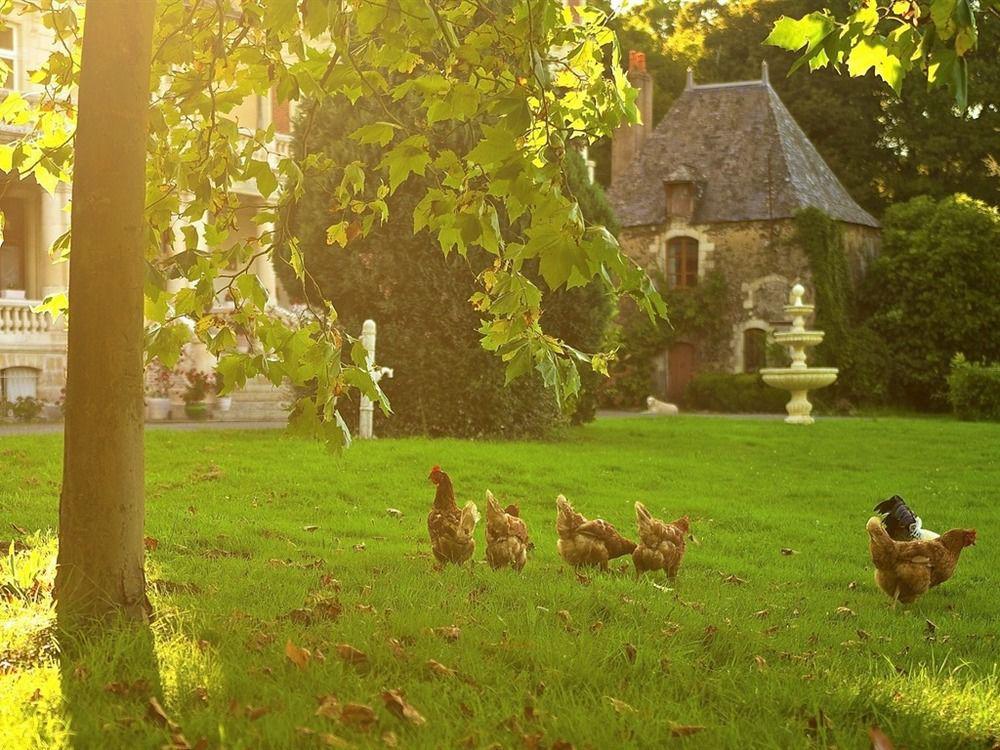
[427,466,478,565]
[632,502,689,578]
[484,490,530,572]
[866,516,976,605]
[555,495,636,570]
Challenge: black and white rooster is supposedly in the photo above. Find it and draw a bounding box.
[873,495,940,541]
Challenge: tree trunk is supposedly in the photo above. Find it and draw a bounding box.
[53,2,156,622]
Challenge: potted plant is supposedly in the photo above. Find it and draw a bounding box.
[145,360,173,421]
[11,396,43,423]
[2,283,27,300]
[182,368,211,420]
[213,368,232,413]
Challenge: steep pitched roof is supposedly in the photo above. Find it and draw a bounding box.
[608,79,879,229]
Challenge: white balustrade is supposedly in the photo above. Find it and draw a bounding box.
[0,299,56,336]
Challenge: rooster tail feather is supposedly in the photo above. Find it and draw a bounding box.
[634,501,651,533]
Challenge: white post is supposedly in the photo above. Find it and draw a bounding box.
[358,319,376,440]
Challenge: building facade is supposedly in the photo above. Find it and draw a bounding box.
[0,12,291,414]
[607,53,880,402]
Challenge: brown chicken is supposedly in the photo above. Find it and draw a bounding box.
[866,516,977,605]
[484,490,530,572]
[632,502,689,578]
[556,495,636,570]
[427,466,479,565]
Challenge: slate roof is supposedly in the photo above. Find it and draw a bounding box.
[608,79,879,229]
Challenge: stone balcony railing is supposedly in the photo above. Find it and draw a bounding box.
[0,298,61,339]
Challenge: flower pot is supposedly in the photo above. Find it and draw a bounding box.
[1,289,27,300]
[184,401,209,420]
[215,395,232,413]
[147,397,172,421]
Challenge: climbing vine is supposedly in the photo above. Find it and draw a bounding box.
[792,208,885,404]
[598,270,729,409]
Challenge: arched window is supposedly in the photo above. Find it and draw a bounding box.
[667,236,698,288]
[743,328,767,373]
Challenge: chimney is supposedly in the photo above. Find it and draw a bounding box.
[611,50,653,188]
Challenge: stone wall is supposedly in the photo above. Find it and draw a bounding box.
[618,217,881,377]
[0,347,67,402]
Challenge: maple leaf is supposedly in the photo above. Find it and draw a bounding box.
[335,643,369,670]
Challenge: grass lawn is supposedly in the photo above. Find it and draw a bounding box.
[1,416,998,749]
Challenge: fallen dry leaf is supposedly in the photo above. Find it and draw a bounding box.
[868,725,896,750]
[316,694,341,719]
[426,659,457,678]
[605,696,637,714]
[245,705,269,721]
[857,629,872,641]
[848,581,858,590]
[340,703,377,731]
[319,733,351,748]
[386,508,404,519]
[551,741,575,750]
[285,639,311,670]
[381,729,399,746]
[352,543,366,552]
[381,690,426,726]
[574,570,592,586]
[754,655,767,671]
[433,626,461,642]
[835,607,856,618]
[780,548,797,556]
[723,574,747,585]
[754,609,769,619]
[11,522,29,535]
[670,723,706,737]
[335,643,369,670]
[623,643,637,663]
[146,697,179,732]
[143,536,159,551]
[303,525,319,532]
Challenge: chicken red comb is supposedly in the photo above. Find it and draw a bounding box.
[430,465,441,473]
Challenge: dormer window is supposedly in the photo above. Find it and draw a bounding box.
[0,26,17,90]
[664,181,695,221]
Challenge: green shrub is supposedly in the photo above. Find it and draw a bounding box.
[684,373,787,414]
[279,103,612,438]
[947,355,1000,421]
[861,195,1000,409]
[10,397,44,423]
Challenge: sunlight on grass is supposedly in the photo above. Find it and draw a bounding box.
[1,419,999,748]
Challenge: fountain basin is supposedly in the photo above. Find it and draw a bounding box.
[772,330,825,348]
[760,367,838,391]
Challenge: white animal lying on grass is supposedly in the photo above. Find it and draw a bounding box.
[646,396,679,416]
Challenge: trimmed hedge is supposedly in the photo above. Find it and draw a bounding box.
[684,373,787,414]
[948,356,1000,421]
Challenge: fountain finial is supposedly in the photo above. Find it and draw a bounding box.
[789,283,805,306]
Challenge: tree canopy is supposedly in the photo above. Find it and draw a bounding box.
[0,0,664,448]
[593,0,998,213]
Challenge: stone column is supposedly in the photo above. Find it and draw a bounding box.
[254,220,278,306]
[38,187,70,298]
[358,319,376,440]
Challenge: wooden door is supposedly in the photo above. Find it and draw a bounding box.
[668,342,696,403]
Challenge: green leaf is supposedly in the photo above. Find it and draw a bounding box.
[847,39,904,93]
[349,121,399,147]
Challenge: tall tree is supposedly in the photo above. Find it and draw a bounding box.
[2,0,661,620]
[52,2,156,621]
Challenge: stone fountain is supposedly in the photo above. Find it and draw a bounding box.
[760,283,837,424]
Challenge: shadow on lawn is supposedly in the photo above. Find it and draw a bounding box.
[58,621,168,749]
